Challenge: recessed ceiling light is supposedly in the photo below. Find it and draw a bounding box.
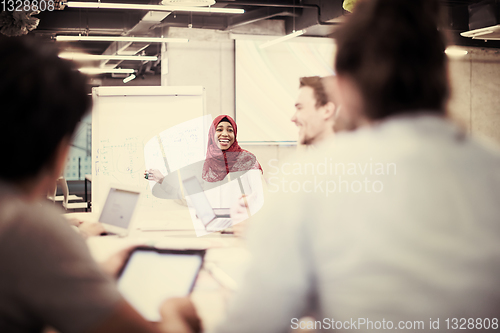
[60,52,158,61]
[55,35,188,43]
[123,74,137,83]
[161,0,215,6]
[445,46,468,57]
[79,68,135,74]
[65,1,244,14]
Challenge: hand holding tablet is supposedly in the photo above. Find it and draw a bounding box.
[117,247,205,322]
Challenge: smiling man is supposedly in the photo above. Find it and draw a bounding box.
[291,76,337,146]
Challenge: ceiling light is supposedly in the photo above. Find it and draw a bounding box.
[445,46,468,57]
[60,52,158,61]
[65,1,245,14]
[79,68,135,74]
[55,35,188,43]
[161,0,215,5]
[123,74,137,83]
[461,29,494,39]
[259,30,305,49]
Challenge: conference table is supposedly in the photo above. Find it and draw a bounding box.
[67,208,251,332]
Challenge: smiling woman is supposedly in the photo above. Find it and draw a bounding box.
[202,115,262,183]
[214,119,235,150]
[145,114,265,233]
[145,115,263,203]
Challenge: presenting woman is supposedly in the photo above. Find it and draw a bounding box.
[202,115,262,182]
[145,115,263,215]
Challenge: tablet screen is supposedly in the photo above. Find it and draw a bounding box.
[117,248,204,322]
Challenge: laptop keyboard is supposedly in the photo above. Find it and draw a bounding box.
[207,218,232,231]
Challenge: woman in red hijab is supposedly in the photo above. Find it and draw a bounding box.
[146,115,263,199]
[202,115,262,182]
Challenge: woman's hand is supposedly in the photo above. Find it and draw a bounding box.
[145,169,164,184]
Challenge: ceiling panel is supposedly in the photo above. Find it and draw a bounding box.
[1,0,494,78]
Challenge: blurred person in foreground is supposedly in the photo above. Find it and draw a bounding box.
[0,36,199,333]
[321,75,356,133]
[168,0,500,331]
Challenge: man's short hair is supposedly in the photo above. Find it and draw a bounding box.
[0,37,91,182]
[299,76,329,108]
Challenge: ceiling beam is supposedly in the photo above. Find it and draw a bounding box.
[100,11,170,68]
[283,0,344,36]
[149,14,229,30]
[226,7,297,30]
[35,10,145,32]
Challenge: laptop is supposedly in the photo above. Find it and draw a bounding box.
[99,185,141,236]
[182,176,233,231]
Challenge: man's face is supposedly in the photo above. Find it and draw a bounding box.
[291,86,326,145]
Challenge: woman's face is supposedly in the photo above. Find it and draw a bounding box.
[214,121,235,150]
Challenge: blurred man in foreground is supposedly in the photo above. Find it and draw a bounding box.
[0,37,199,333]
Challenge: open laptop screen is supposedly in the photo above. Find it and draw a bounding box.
[99,187,140,229]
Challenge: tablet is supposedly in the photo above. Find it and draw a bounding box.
[117,247,205,322]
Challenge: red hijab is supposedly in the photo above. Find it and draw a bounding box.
[202,115,263,182]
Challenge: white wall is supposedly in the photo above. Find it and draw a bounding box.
[448,47,500,144]
[165,24,298,179]
[163,21,286,120]
[165,28,235,119]
[161,28,500,180]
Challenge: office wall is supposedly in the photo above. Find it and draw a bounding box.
[163,21,286,119]
[165,28,235,119]
[448,47,500,144]
[238,144,298,181]
[161,28,500,180]
[165,24,296,179]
